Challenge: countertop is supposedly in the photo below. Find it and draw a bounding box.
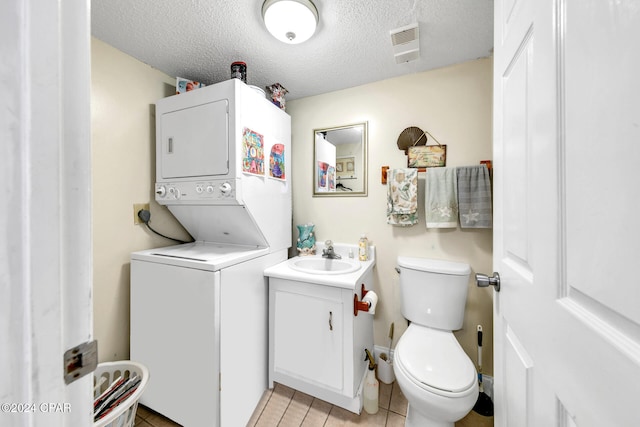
[264,243,376,289]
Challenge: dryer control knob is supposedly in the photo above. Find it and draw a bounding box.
[156,186,166,197]
[206,185,215,194]
[168,187,179,199]
[219,182,232,195]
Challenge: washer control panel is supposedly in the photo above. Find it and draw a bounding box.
[155,180,237,203]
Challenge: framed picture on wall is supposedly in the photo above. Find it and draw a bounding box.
[337,156,355,179]
[407,145,447,168]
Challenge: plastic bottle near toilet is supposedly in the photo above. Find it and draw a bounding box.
[363,349,379,415]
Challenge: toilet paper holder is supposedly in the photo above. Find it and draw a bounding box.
[354,284,376,316]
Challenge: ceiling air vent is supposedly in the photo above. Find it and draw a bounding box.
[390,23,420,64]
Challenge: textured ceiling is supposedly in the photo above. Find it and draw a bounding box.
[91,0,494,101]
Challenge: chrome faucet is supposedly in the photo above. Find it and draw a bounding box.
[322,240,342,259]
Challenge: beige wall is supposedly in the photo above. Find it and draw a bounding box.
[287,58,494,374]
[91,38,190,361]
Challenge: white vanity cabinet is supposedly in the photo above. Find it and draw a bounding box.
[271,282,345,391]
[265,251,375,414]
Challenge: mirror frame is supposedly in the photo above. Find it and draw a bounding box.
[313,121,368,197]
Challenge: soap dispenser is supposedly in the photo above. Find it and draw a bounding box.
[358,234,369,261]
[363,349,379,414]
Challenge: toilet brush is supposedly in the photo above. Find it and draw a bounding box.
[387,322,394,362]
[473,325,494,416]
[377,323,396,384]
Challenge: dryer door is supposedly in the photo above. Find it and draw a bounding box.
[160,98,229,179]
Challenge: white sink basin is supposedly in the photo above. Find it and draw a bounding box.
[288,257,361,275]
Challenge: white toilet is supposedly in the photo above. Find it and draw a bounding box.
[394,257,478,427]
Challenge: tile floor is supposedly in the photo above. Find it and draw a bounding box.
[248,382,408,426]
[134,381,490,426]
[133,381,406,427]
[135,404,180,427]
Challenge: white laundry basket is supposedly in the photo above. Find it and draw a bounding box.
[93,361,149,427]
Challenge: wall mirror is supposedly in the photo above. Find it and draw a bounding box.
[313,122,368,197]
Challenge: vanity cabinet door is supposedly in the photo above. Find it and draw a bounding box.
[273,288,344,391]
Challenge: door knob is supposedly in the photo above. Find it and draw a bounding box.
[476,272,501,292]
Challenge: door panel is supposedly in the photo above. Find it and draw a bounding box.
[273,290,344,391]
[502,30,532,269]
[2,0,93,425]
[503,324,532,427]
[563,0,640,325]
[494,0,640,426]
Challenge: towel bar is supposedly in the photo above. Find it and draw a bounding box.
[380,160,492,184]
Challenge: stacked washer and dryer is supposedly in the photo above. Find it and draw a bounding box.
[130,79,291,427]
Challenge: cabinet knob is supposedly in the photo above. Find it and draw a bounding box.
[329,311,333,331]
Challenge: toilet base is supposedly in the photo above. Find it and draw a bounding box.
[406,403,454,427]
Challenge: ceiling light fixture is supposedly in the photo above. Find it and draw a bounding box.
[262,0,319,44]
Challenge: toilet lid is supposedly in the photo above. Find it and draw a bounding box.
[396,326,476,393]
[397,257,471,276]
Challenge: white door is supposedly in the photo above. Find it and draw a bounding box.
[492,0,640,425]
[1,1,93,426]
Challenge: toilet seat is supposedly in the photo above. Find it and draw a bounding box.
[395,326,476,397]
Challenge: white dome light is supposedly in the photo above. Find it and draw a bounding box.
[262,0,319,44]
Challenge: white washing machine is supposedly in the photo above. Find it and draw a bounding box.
[131,243,285,427]
[130,79,291,426]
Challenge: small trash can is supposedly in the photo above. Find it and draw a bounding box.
[93,361,149,427]
[376,353,395,384]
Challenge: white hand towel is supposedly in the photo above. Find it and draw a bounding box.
[425,167,458,228]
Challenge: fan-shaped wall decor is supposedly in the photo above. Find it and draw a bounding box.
[397,126,427,153]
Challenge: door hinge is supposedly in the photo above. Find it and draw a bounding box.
[63,340,98,385]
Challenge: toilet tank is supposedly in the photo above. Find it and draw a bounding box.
[397,257,471,330]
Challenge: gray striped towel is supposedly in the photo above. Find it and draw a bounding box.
[456,165,492,228]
